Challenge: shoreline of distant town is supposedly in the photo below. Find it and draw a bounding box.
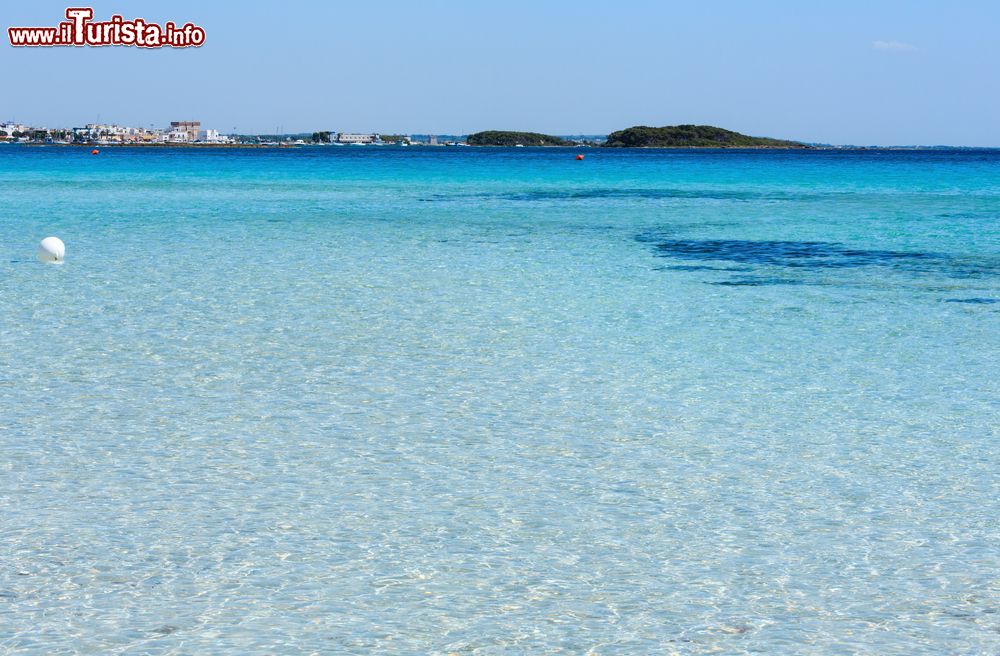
[0,120,498,147]
[1,120,995,150]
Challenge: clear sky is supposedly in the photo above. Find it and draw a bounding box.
[3,0,999,145]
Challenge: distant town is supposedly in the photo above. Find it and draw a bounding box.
[0,120,979,150]
[0,119,573,147]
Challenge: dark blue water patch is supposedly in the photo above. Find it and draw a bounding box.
[152,625,179,636]
[638,235,1000,285]
[938,212,999,220]
[655,264,754,272]
[499,188,777,202]
[942,263,998,280]
[419,188,813,203]
[712,277,807,286]
[945,298,1000,304]
[640,238,939,269]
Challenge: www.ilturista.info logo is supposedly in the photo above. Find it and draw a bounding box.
[8,7,205,48]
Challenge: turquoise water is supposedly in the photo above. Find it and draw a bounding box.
[2,146,999,654]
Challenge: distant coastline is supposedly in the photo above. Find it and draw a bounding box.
[4,118,998,150]
[0,122,807,148]
[3,121,995,149]
[6,139,996,152]
[8,142,996,151]
[20,142,275,149]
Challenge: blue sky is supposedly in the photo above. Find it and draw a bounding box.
[2,0,999,145]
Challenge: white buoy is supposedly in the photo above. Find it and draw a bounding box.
[38,236,65,264]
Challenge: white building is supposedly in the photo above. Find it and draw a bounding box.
[0,122,30,136]
[336,133,378,144]
[199,129,230,143]
[162,129,191,143]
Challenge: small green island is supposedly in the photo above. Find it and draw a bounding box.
[603,125,807,148]
[466,131,574,147]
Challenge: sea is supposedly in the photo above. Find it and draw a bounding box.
[1,146,999,654]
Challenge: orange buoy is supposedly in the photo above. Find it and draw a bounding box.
[91,149,99,155]
[576,154,585,160]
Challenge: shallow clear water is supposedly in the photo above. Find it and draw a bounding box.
[2,146,999,654]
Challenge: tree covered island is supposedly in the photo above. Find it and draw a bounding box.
[603,125,807,148]
[466,131,574,146]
